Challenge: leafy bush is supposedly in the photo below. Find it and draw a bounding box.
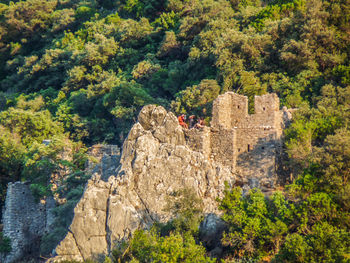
[219,186,291,260]
[112,188,212,263]
[113,229,215,263]
[0,232,11,253]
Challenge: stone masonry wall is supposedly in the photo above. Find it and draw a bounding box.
[0,182,55,263]
[254,93,280,115]
[235,128,281,191]
[210,129,236,170]
[184,127,211,158]
[211,92,248,129]
[191,92,290,192]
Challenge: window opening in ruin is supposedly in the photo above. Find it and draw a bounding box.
[238,148,240,152]
[263,107,266,111]
[237,105,240,109]
[248,144,251,152]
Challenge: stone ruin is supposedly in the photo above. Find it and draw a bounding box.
[0,182,56,263]
[185,92,292,192]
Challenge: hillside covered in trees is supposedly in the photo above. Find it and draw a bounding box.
[0,0,349,262]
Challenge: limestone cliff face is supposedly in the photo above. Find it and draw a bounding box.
[51,105,234,262]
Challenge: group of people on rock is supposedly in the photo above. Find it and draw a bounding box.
[178,114,205,129]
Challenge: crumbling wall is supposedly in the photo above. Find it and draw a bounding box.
[184,127,211,158]
[88,145,120,162]
[235,129,280,191]
[208,92,288,191]
[210,129,236,170]
[187,91,288,187]
[0,182,55,263]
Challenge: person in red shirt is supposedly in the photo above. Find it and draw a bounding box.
[178,114,188,129]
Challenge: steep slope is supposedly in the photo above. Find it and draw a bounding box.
[51,105,234,261]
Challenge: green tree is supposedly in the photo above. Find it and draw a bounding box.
[171,79,221,118]
[219,185,291,260]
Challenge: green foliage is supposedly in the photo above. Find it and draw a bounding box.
[219,186,290,260]
[123,0,166,19]
[251,0,305,31]
[161,188,204,236]
[219,183,350,262]
[112,188,212,263]
[0,126,25,179]
[285,84,350,186]
[113,229,214,263]
[277,222,350,262]
[152,11,178,30]
[2,0,346,147]
[171,79,221,118]
[332,65,350,86]
[57,260,97,263]
[0,107,63,147]
[0,232,11,253]
[75,6,95,21]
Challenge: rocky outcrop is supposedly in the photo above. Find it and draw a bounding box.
[0,182,55,263]
[51,105,235,261]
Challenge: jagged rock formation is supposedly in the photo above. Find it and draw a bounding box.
[0,182,55,263]
[51,104,234,262]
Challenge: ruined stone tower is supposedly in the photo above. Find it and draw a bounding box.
[186,92,291,191]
